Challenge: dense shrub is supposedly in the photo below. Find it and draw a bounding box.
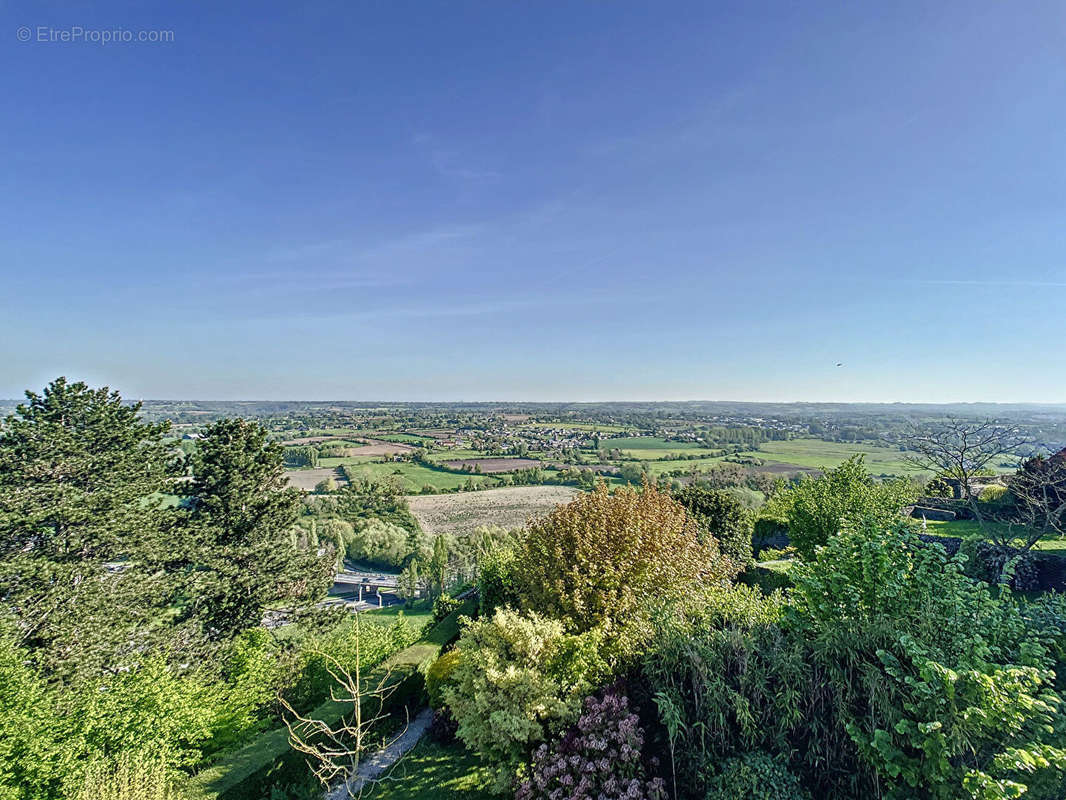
[0,636,63,800]
[924,477,954,498]
[775,455,917,558]
[515,687,666,800]
[703,751,809,800]
[426,708,459,745]
[979,484,1009,503]
[673,485,755,565]
[431,594,461,623]
[285,615,419,713]
[788,519,1065,799]
[346,519,420,569]
[71,752,178,800]
[643,588,806,797]
[443,609,609,792]
[425,650,461,709]
[477,544,521,615]
[513,483,738,644]
[737,564,794,594]
[645,522,1066,800]
[752,515,789,552]
[965,541,1040,591]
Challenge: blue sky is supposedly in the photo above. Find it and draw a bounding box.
[2,1,1064,401]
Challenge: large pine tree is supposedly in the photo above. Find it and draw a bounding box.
[0,378,177,681]
[179,418,332,640]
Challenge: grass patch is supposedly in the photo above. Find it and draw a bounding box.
[362,739,494,800]
[364,601,435,632]
[924,519,1066,553]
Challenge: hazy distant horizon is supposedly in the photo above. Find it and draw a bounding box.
[3,388,1065,410]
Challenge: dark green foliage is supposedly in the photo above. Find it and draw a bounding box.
[432,594,461,623]
[673,485,754,564]
[425,650,461,709]
[752,516,789,550]
[642,587,809,798]
[966,541,1040,590]
[787,520,1065,799]
[924,477,954,498]
[704,752,809,800]
[282,446,319,468]
[0,378,177,680]
[477,543,520,615]
[737,564,793,594]
[644,522,1066,800]
[180,418,333,641]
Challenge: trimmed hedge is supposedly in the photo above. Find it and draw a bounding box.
[185,599,474,800]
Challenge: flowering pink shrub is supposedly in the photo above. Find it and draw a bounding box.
[515,688,666,800]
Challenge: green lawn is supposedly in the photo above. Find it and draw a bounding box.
[362,740,494,800]
[364,601,435,631]
[924,519,1066,553]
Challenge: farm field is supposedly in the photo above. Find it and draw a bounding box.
[408,485,579,535]
[439,457,543,473]
[735,438,924,475]
[344,461,500,493]
[368,432,436,445]
[599,436,708,459]
[284,466,348,491]
[638,455,729,477]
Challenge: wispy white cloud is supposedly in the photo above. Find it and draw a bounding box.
[412,132,502,183]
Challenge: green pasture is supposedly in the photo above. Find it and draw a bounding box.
[598,436,707,459]
[639,455,729,477]
[317,454,380,468]
[734,439,923,475]
[425,448,484,462]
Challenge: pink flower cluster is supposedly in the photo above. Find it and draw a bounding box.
[516,689,666,800]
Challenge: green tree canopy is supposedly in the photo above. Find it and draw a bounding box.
[179,418,332,641]
[0,378,177,680]
[772,455,916,558]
